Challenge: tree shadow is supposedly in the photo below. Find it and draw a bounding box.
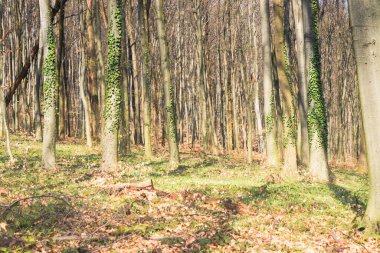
[168,158,218,176]
[328,184,366,216]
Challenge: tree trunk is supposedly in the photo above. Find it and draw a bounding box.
[273,0,298,176]
[261,0,279,166]
[40,0,58,169]
[102,0,123,170]
[155,0,180,170]
[348,0,380,235]
[303,0,329,181]
[139,0,153,159]
[85,0,100,140]
[292,0,309,166]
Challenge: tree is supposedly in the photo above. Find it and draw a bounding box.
[260,0,279,166]
[155,0,180,170]
[139,0,153,159]
[40,0,58,169]
[348,0,380,235]
[102,0,123,170]
[273,0,298,176]
[302,0,329,181]
[85,0,100,140]
[291,0,309,166]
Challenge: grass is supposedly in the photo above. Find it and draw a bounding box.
[0,135,379,252]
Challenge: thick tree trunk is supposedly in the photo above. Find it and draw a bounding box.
[303,0,329,181]
[292,0,309,166]
[261,0,279,166]
[273,0,298,177]
[155,0,180,170]
[348,0,380,235]
[102,0,123,170]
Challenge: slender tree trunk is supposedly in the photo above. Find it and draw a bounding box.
[40,0,58,169]
[57,5,65,139]
[261,0,279,166]
[126,0,142,144]
[79,5,92,147]
[85,0,100,140]
[348,0,380,235]
[155,0,180,170]
[139,0,153,159]
[102,0,123,170]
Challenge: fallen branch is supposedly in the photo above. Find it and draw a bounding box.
[102,179,154,193]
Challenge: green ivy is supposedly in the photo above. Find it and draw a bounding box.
[265,90,275,134]
[104,0,122,133]
[43,25,58,113]
[167,81,178,142]
[307,0,328,149]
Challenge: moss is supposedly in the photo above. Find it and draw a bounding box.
[43,25,58,113]
[104,0,123,133]
[307,0,328,149]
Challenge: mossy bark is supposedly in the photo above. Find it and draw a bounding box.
[348,0,380,235]
[155,0,180,170]
[102,0,123,170]
[40,0,58,169]
[303,0,329,181]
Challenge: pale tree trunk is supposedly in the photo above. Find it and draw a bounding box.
[292,0,309,166]
[155,0,180,170]
[102,0,123,170]
[261,0,279,166]
[273,0,298,177]
[78,53,92,147]
[139,0,153,159]
[40,0,58,169]
[303,0,329,181]
[194,0,208,150]
[79,7,92,147]
[348,0,380,235]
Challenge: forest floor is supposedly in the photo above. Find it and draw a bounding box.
[0,136,379,252]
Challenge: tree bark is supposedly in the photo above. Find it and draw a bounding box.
[348,0,380,235]
[261,0,279,166]
[40,0,58,169]
[273,0,298,176]
[139,0,153,159]
[102,0,123,170]
[303,0,329,181]
[292,0,309,166]
[155,0,180,170]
